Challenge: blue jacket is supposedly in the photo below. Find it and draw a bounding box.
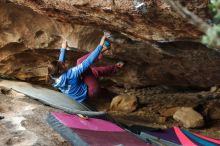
[53,45,103,102]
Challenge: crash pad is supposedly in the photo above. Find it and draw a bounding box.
[0,79,104,116]
[47,112,150,146]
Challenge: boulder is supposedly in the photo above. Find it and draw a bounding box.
[110,95,138,112]
[173,107,204,128]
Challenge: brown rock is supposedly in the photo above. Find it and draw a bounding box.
[1,1,220,88]
[0,86,11,95]
[209,107,220,120]
[210,86,219,93]
[173,107,204,128]
[158,116,167,124]
[110,95,138,112]
[207,102,220,120]
[0,2,101,82]
[159,107,181,117]
[7,0,208,42]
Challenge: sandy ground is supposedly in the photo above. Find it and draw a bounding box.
[0,84,220,146]
[0,88,70,146]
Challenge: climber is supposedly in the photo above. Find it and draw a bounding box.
[47,35,124,103]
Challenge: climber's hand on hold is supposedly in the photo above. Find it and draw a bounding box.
[62,40,68,49]
[116,61,124,69]
[104,31,112,39]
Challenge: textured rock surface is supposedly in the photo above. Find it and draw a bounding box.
[1,1,220,88]
[159,107,181,117]
[7,0,208,42]
[207,102,220,120]
[173,107,204,128]
[0,2,103,82]
[110,95,138,112]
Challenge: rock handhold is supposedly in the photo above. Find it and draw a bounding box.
[210,86,219,93]
[173,107,204,128]
[110,95,138,112]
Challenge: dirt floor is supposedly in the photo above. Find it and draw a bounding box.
[0,84,220,146]
[0,88,70,146]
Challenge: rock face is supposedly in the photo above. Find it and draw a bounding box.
[1,1,220,88]
[209,107,220,120]
[0,2,102,82]
[110,95,138,112]
[7,0,208,42]
[207,102,220,120]
[159,107,181,117]
[173,107,204,128]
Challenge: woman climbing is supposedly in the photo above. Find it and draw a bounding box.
[47,35,124,103]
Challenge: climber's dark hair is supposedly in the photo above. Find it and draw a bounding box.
[46,60,65,84]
